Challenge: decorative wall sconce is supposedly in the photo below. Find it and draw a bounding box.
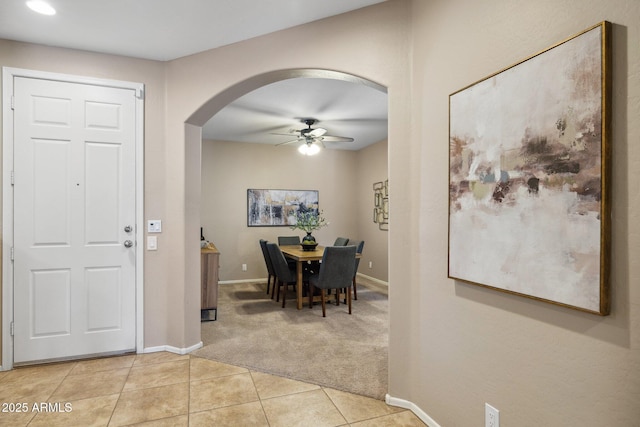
[373,179,388,231]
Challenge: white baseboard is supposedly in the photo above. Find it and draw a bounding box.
[220,275,388,287]
[143,341,203,355]
[219,278,266,285]
[357,272,388,287]
[386,394,441,427]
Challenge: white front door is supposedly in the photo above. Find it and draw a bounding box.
[11,76,138,364]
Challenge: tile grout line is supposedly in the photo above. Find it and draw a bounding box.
[105,354,136,427]
[321,387,350,426]
[26,360,80,426]
[248,369,273,426]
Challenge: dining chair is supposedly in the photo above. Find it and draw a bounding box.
[308,245,357,317]
[278,236,301,245]
[259,239,276,296]
[349,240,365,300]
[323,237,348,300]
[333,237,349,246]
[277,235,300,270]
[266,242,299,308]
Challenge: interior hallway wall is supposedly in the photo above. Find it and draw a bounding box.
[405,0,640,425]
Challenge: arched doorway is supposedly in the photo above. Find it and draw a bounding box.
[185,68,389,396]
[186,69,386,128]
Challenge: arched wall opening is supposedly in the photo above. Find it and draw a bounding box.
[186,69,386,128]
[183,67,390,378]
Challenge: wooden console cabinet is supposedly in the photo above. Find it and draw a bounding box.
[201,244,220,321]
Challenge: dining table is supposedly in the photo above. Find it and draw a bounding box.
[279,244,361,310]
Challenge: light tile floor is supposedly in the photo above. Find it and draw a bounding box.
[0,352,426,426]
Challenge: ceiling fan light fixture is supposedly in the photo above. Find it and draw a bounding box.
[298,143,320,156]
[26,0,56,15]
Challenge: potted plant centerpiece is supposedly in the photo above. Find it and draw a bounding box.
[291,210,328,251]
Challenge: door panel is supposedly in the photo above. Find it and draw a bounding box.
[85,142,121,244]
[13,76,137,363]
[86,267,122,331]
[32,138,71,245]
[31,269,71,337]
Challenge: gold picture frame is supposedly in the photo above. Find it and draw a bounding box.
[448,22,611,315]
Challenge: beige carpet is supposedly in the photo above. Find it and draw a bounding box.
[194,279,389,400]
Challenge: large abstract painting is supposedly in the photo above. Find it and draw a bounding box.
[448,22,611,315]
[247,189,319,227]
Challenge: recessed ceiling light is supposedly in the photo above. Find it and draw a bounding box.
[26,0,56,16]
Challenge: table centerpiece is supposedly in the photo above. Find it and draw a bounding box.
[290,210,328,251]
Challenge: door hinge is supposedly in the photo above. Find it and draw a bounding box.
[11,170,14,186]
[10,322,14,336]
[10,95,15,110]
[10,246,14,261]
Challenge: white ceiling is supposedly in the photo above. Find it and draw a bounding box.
[203,78,388,150]
[0,0,388,150]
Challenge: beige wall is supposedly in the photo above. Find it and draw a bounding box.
[200,138,389,283]
[1,0,639,425]
[355,139,389,281]
[405,0,640,426]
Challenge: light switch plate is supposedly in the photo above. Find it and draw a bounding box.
[147,220,162,233]
[147,236,158,250]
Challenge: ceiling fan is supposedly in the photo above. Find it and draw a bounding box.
[272,118,354,155]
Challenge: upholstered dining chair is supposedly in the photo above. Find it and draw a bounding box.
[278,236,301,245]
[308,245,357,317]
[267,242,299,308]
[259,239,276,296]
[277,235,300,270]
[349,240,365,300]
[333,237,349,246]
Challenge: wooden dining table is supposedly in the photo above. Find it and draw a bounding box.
[279,244,360,310]
[279,245,325,309]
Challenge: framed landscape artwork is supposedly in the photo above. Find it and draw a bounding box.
[448,22,611,315]
[247,189,319,227]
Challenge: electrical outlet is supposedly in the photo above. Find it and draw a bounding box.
[368,261,373,269]
[242,264,247,271]
[485,403,499,427]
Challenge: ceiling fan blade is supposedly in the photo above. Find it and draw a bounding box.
[276,139,301,146]
[308,128,326,137]
[270,132,299,136]
[320,135,354,142]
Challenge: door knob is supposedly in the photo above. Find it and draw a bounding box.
[124,240,133,248]
[124,225,133,233]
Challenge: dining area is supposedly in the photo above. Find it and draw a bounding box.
[198,186,387,400]
[197,128,390,400]
[196,241,389,401]
[259,236,365,316]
